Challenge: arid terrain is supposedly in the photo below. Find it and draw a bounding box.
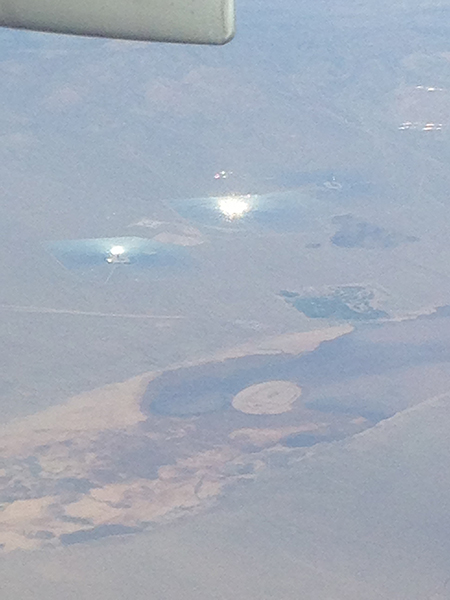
[0,325,372,552]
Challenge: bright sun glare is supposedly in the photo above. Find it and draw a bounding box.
[217,196,251,220]
[110,245,125,255]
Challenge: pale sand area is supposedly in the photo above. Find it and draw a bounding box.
[0,324,353,455]
[232,380,302,414]
[0,444,262,552]
[0,374,155,457]
[214,325,353,362]
[0,325,356,552]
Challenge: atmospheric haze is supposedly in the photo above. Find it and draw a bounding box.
[2,0,450,599]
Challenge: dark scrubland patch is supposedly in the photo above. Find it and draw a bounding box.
[142,324,450,421]
[29,530,55,540]
[138,307,450,470]
[331,214,419,249]
[144,353,291,417]
[60,524,141,546]
[53,478,95,494]
[60,515,93,526]
[305,397,394,423]
[89,431,176,482]
[280,286,388,321]
[289,295,385,320]
[283,433,323,448]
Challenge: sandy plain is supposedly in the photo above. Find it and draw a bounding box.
[232,380,302,414]
[0,324,357,553]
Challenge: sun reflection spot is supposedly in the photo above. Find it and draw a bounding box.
[217,197,251,220]
[110,245,125,256]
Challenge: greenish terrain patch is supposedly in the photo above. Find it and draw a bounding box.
[280,286,388,321]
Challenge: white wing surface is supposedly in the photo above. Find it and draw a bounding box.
[0,0,235,44]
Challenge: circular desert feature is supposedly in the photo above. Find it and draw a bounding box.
[232,380,302,415]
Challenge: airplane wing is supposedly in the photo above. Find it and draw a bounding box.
[0,0,235,44]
